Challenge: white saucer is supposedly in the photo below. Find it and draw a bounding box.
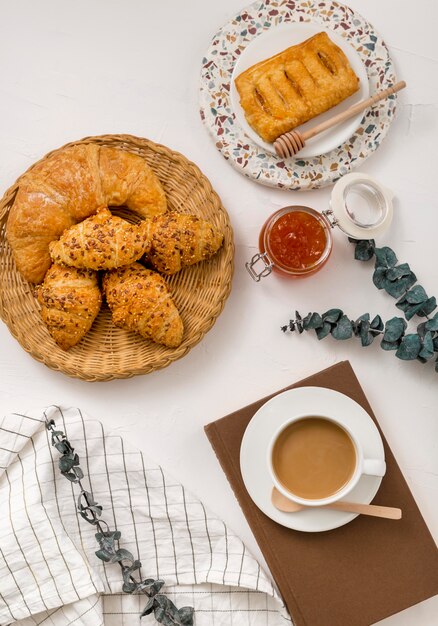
[240,387,385,532]
[230,22,369,158]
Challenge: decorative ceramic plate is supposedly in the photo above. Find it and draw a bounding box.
[200,0,397,190]
[240,386,385,532]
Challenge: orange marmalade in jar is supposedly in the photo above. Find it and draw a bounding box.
[247,206,333,280]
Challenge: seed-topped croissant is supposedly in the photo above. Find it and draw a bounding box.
[7,144,167,284]
[146,212,223,275]
[103,263,183,348]
[49,208,150,271]
[37,264,102,350]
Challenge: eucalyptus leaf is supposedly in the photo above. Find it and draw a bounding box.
[352,313,369,336]
[302,312,323,330]
[115,548,135,563]
[322,308,343,324]
[140,597,155,618]
[425,312,438,331]
[59,456,76,472]
[154,594,184,626]
[62,471,78,482]
[122,580,137,593]
[138,578,165,595]
[352,238,375,261]
[395,334,421,360]
[383,273,417,298]
[380,339,400,351]
[315,322,331,340]
[95,549,112,562]
[374,246,397,268]
[295,312,303,333]
[385,263,412,281]
[399,301,425,321]
[370,315,383,331]
[416,322,427,339]
[95,532,117,555]
[331,315,353,340]
[383,317,407,342]
[418,297,437,317]
[89,505,103,516]
[50,430,63,437]
[360,321,374,347]
[73,466,84,479]
[419,331,434,360]
[54,441,70,454]
[405,285,428,304]
[178,606,195,625]
[372,266,386,289]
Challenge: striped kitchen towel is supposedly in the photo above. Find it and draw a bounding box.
[0,406,291,625]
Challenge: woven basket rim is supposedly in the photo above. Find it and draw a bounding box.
[0,134,234,381]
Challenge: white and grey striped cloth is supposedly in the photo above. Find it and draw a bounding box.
[0,406,291,625]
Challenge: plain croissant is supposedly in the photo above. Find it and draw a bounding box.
[37,264,102,350]
[7,144,167,284]
[49,208,150,270]
[103,263,183,347]
[146,212,224,275]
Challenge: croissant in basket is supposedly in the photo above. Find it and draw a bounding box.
[49,208,150,271]
[7,144,167,284]
[145,212,224,275]
[37,264,102,350]
[103,263,183,348]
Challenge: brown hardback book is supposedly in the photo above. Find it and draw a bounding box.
[205,361,438,626]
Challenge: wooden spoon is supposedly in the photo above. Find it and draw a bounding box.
[272,487,402,520]
[273,81,406,159]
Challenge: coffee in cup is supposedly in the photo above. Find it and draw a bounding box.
[271,416,357,500]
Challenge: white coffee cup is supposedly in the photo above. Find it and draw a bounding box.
[267,414,386,507]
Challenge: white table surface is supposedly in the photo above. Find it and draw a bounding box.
[0,1,437,624]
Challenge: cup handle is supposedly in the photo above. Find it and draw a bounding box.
[363,458,386,477]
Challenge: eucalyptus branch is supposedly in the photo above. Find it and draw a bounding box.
[350,239,437,321]
[45,419,194,625]
[282,309,438,372]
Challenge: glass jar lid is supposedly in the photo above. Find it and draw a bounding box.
[329,173,394,239]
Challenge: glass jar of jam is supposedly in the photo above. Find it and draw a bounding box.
[246,174,394,282]
[247,206,333,281]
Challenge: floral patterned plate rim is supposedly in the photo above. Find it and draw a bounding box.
[199,0,398,191]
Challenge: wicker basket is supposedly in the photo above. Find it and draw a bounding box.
[0,135,234,381]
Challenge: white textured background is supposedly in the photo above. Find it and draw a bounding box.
[0,1,437,624]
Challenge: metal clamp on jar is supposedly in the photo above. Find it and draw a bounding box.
[246,173,394,282]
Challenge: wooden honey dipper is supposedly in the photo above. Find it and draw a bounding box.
[273,80,406,159]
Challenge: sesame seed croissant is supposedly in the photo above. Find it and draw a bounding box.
[49,208,150,271]
[146,212,224,275]
[7,144,166,284]
[103,263,183,348]
[37,264,102,350]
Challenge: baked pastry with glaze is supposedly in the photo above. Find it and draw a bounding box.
[146,212,223,275]
[7,144,166,283]
[103,263,183,347]
[235,32,360,143]
[49,208,150,271]
[37,264,102,350]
